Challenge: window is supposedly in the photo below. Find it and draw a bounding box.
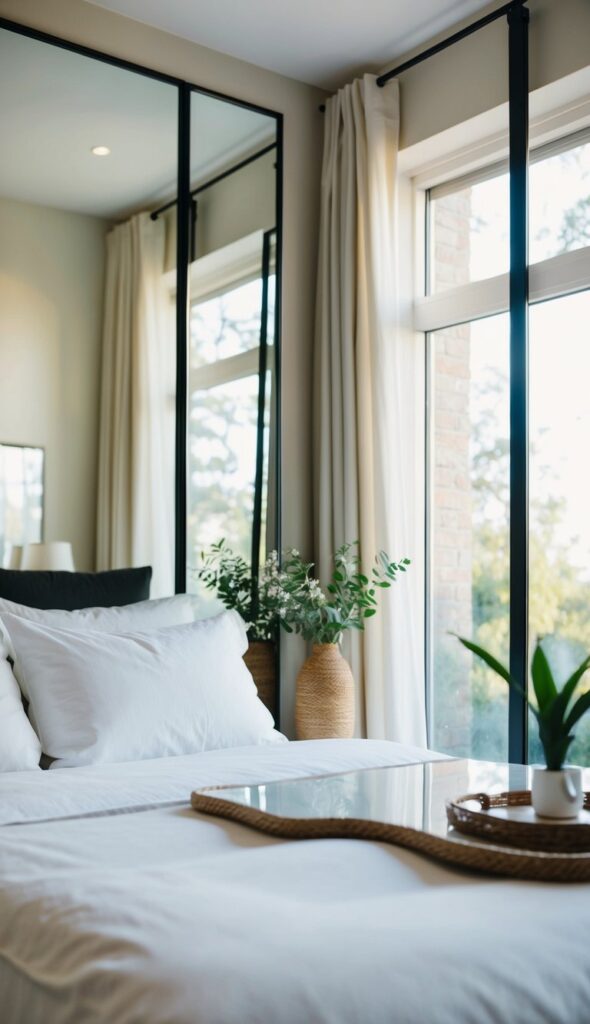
[186,232,275,584]
[421,129,590,761]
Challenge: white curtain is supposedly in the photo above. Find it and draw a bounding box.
[96,212,175,597]
[314,75,426,746]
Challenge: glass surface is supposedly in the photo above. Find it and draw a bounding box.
[0,27,179,584]
[197,760,550,838]
[530,138,590,264]
[429,134,590,294]
[187,264,276,579]
[190,278,265,366]
[430,315,509,761]
[188,88,278,589]
[0,445,44,567]
[528,291,590,766]
[188,374,260,571]
[429,174,509,293]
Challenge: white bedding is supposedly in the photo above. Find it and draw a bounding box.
[0,739,589,1024]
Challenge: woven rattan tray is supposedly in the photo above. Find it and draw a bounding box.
[192,781,590,883]
[446,789,590,853]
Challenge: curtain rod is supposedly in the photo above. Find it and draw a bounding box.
[150,141,277,221]
[319,0,527,111]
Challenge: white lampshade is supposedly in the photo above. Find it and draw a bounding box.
[8,545,23,570]
[21,542,75,572]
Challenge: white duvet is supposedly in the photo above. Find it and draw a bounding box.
[0,739,589,1024]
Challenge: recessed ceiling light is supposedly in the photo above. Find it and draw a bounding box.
[91,145,111,157]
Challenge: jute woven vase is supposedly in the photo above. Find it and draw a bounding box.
[243,640,276,719]
[295,643,355,739]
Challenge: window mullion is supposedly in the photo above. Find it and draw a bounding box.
[507,2,530,766]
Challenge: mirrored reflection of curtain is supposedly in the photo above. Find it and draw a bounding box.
[96,212,174,597]
[314,75,426,745]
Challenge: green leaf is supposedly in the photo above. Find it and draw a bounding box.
[454,635,514,687]
[531,643,557,713]
[564,689,590,734]
[548,655,590,731]
[364,608,377,618]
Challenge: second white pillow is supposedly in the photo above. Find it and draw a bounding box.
[2,610,284,768]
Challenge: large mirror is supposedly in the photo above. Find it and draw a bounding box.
[0,23,281,607]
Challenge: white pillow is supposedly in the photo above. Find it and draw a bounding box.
[0,594,202,660]
[0,649,41,771]
[1,610,284,768]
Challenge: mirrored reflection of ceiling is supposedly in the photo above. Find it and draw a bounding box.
[0,29,276,220]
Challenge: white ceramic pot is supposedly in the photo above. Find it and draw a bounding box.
[531,766,584,819]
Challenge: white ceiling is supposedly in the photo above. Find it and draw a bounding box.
[0,28,275,219]
[87,0,492,90]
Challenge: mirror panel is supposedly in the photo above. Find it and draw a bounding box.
[0,23,282,618]
[186,90,278,583]
[0,26,179,592]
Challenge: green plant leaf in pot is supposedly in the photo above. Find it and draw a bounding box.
[454,634,590,771]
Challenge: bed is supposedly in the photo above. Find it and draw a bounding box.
[1,591,589,1023]
[1,738,590,1024]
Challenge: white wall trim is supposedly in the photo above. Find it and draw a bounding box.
[400,66,590,192]
[414,246,590,333]
[164,228,269,301]
[190,347,260,392]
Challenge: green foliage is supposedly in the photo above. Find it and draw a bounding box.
[440,360,590,764]
[274,542,410,645]
[196,540,279,641]
[455,634,590,770]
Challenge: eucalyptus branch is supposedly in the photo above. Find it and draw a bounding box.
[273,542,410,646]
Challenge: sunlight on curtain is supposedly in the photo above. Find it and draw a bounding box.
[314,76,426,745]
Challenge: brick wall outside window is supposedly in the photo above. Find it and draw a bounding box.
[430,193,473,754]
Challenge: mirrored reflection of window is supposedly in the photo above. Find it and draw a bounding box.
[191,278,264,367]
[187,238,275,581]
[0,444,44,568]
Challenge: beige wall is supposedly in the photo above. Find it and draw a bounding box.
[0,0,324,733]
[395,0,590,149]
[0,196,107,572]
[196,149,276,259]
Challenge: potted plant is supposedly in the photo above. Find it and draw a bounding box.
[196,541,280,716]
[270,543,410,739]
[456,634,590,818]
